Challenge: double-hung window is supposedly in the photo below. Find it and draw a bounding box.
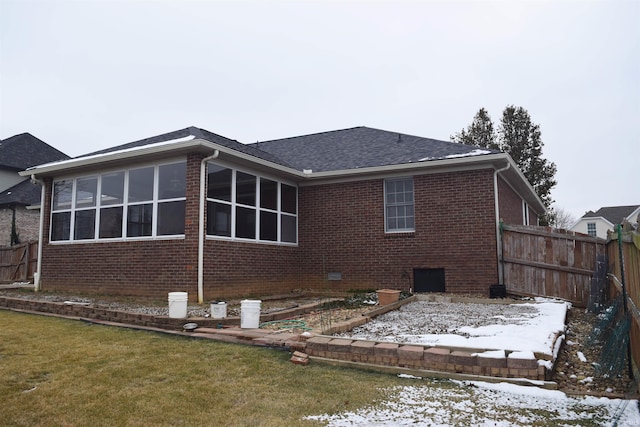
[384,177,415,232]
[50,160,186,242]
[206,162,297,244]
[587,222,596,237]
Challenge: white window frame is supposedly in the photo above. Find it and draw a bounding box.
[206,162,298,245]
[522,200,530,226]
[384,176,415,233]
[587,222,596,237]
[49,159,187,243]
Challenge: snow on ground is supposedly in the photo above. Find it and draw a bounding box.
[338,298,568,356]
[312,298,640,425]
[306,379,640,426]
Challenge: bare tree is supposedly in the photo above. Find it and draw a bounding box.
[547,206,576,230]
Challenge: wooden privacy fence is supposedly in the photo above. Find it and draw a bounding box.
[607,230,640,379]
[500,225,606,307]
[0,241,38,283]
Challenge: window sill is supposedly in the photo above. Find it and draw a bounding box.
[384,231,415,238]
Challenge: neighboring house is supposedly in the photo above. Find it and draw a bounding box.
[0,133,69,246]
[571,205,640,239]
[21,126,544,301]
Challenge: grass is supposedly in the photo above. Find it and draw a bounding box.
[0,310,404,426]
[1,309,634,426]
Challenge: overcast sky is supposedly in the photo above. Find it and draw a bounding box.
[1,0,638,220]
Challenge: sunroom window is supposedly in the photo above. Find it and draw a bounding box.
[206,162,297,244]
[50,160,186,242]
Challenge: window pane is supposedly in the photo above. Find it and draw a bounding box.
[76,177,97,208]
[128,166,154,202]
[207,202,231,236]
[236,172,256,206]
[236,206,255,239]
[53,180,73,210]
[99,207,123,238]
[157,201,185,235]
[281,215,297,243]
[281,184,297,214]
[385,177,414,232]
[101,171,124,206]
[74,210,96,240]
[207,163,232,201]
[158,162,186,200]
[260,211,277,241]
[260,178,278,210]
[51,212,71,241]
[127,204,153,237]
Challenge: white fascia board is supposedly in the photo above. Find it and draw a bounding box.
[626,206,640,222]
[299,153,545,213]
[20,137,305,179]
[300,153,509,181]
[20,136,198,177]
[573,216,615,228]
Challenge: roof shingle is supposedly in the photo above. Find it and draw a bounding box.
[0,133,69,170]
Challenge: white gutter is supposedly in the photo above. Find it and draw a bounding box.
[493,161,511,285]
[197,150,220,303]
[31,174,45,292]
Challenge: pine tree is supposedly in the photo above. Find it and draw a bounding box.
[451,108,498,149]
[499,106,557,208]
[452,106,557,209]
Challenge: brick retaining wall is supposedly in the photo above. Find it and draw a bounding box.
[304,336,549,381]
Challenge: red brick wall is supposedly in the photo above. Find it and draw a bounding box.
[202,240,301,300]
[39,154,202,299]
[38,156,510,299]
[497,176,524,225]
[298,169,500,294]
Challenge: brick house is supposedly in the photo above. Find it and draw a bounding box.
[0,133,69,246]
[21,126,544,302]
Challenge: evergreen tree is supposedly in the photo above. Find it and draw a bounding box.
[451,108,498,149]
[499,106,557,208]
[453,105,557,209]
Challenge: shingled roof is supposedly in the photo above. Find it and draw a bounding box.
[80,126,294,169]
[249,126,499,173]
[0,179,42,206]
[0,133,69,171]
[583,205,640,225]
[76,126,497,173]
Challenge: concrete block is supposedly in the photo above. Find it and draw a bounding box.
[398,345,424,360]
[424,347,450,363]
[351,340,376,355]
[449,351,477,366]
[374,342,399,356]
[507,355,538,370]
[476,351,506,368]
[328,338,353,353]
[305,336,332,352]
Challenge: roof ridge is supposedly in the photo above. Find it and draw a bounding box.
[252,126,366,145]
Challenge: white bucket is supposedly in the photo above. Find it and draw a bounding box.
[240,299,262,329]
[210,301,227,319]
[168,292,188,319]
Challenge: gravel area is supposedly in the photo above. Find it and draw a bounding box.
[337,300,541,340]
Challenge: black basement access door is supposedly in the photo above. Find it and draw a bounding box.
[413,268,445,293]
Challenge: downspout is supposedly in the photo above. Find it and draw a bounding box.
[198,150,219,303]
[31,174,45,292]
[493,161,511,285]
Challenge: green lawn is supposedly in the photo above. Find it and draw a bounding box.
[2,310,635,426]
[0,310,404,426]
